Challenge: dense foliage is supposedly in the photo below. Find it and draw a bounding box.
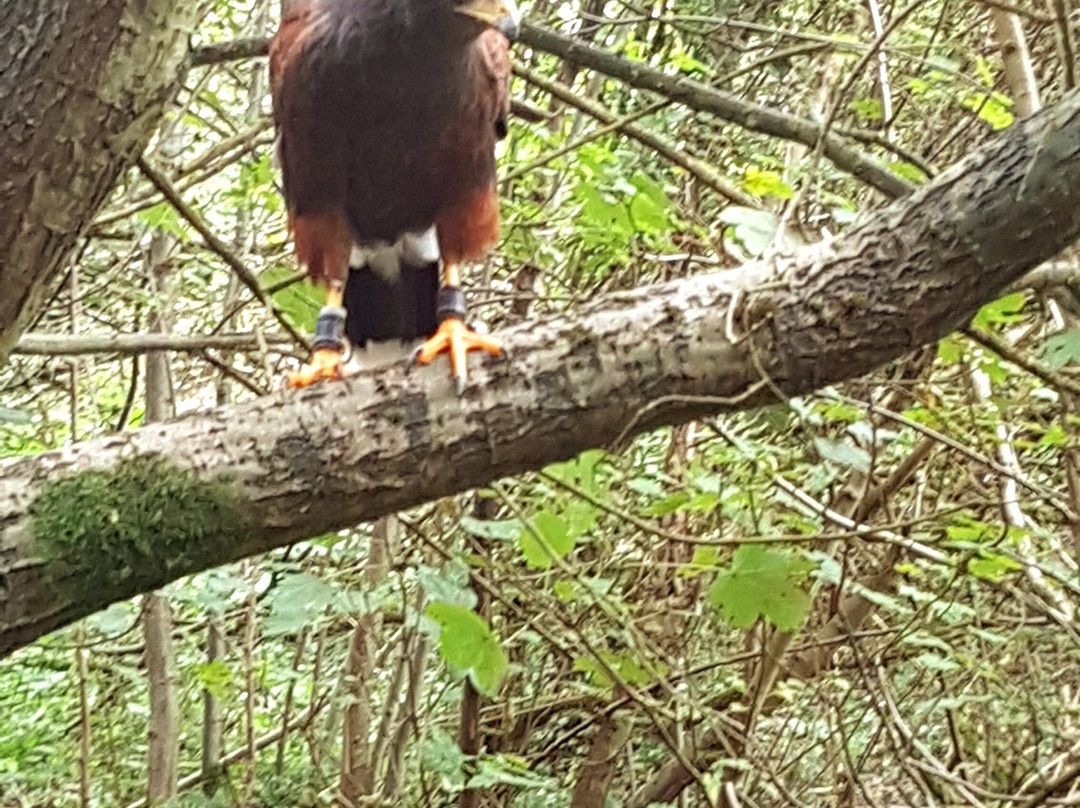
[2,0,1079,806]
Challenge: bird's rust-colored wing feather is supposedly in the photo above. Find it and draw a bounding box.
[435,28,512,264]
[270,0,352,285]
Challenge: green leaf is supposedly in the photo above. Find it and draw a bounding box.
[643,492,691,517]
[0,406,31,425]
[420,727,465,789]
[960,91,1014,131]
[742,167,794,200]
[460,516,522,541]
[813,437,871,473]
[851,583,909,614]
[628,173,672,234]
[937,335,965,364]
[709,545,813,631]
[418,561,477,609]
[426,603,507,696]
[613,651,659,685]
[889,162,929,183]
[817,401,864,424]
[967,553,1022,582]
[970,627,1008,644]
[545,449,607,492]
[86,602,137,637]
[573,655,611,688]
[136,202,188,241]
[265,573,338,636]
[467,755,554,789]
[945,515,992,543]
[262,266,322,333]
[677,545,720,578]
[915,651,961,673]
[972,292,1026,329]
[1039,423,1068,447]
[901,631,953,653]
[519,511,574,570]
[574,182,633,237]
[979,354,1009,385]
[808,551,843,586]
[573,650,662,689]
[553,580,579,601]
[1042,330,1080,369]
[194,659,234,701]
[718,206,779,257]
[849,97,883,122]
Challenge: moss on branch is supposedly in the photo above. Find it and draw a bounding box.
[28,456,249,593]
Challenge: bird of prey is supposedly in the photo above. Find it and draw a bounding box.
[270,0,520,391]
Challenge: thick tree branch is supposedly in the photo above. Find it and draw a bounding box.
[2,90,1079,658]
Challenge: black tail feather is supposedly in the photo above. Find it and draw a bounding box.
[344,261,439,346]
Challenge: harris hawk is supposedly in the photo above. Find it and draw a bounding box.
[270,0,520,392]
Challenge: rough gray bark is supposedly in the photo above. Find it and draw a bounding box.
[1,91,1079,658]
[0,0,209,364]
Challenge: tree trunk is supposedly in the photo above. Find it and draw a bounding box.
[0,0,210,364]
[2,89,1080,658]
[143,193,180,807]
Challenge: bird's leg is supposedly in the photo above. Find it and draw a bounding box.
[414,263,502,393]
[285,280,350,389]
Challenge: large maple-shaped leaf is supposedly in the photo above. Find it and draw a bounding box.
[709,545,813,631]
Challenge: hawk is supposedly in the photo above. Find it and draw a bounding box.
[270,0,520,391]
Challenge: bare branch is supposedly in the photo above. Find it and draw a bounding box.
[14,332,295,357]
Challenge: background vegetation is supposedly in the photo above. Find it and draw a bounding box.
[2,1,1079,806]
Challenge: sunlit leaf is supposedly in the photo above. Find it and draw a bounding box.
[967,553,1022,582]
[519,510,574,570]
[194,659,234,701]
[742,167,793,200]
[972,292,1025,329]
[426,603,506,696]
[677,545,721,578]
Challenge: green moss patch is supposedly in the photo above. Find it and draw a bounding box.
[28,456,249,592]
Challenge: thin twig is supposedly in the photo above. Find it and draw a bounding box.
[136,155,310,349]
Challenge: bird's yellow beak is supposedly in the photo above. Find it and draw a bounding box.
[456,0,522,41]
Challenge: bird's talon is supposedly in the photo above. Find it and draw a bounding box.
[285,347,348,389]
[415,317,502,392]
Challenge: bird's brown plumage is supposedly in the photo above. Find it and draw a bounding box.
[270,0,512,286]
